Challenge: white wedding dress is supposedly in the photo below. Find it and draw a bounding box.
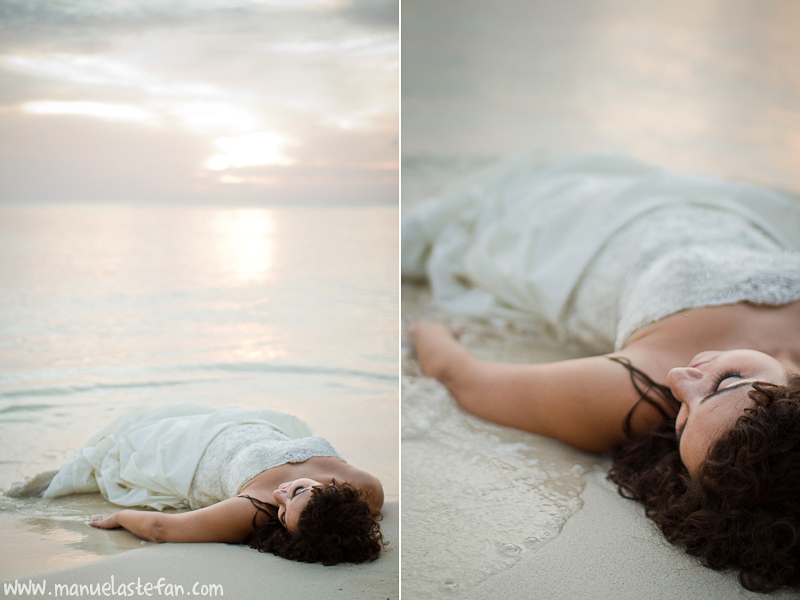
[402,153,800,351]
[40,404,341,510]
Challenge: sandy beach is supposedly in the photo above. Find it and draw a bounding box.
[1,498,398,600]
[462,476,785,600]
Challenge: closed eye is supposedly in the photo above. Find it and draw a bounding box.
[713,369,741,391]
[701,379,755,403]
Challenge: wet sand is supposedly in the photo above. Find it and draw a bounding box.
[0,498,398,599]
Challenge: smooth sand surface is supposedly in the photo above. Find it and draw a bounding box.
[1,500,398,600]
[465,474,797,600]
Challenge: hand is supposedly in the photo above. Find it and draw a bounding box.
[408,321,469,380]
[89,513,121,529]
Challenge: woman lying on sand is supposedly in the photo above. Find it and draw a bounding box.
[13,404,384,565]
[404,153,800,592]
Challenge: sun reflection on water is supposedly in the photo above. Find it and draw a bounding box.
[212,209,275,283]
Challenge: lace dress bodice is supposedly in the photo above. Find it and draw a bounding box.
[189,423,342,508]
[566,205,800,350]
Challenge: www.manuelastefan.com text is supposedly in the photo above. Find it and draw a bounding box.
[3,577,224,597]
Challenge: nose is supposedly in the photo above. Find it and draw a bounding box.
[667,366,703,404]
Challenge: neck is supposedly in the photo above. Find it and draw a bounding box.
[240,493,278,516]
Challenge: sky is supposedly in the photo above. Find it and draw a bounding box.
[0,0,398,204]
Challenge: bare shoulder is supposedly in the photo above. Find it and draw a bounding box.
[624,301,800,364]
[334,464,384,510]
[261,458,385,511]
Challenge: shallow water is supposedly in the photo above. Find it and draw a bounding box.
[402,374,590,596]
[0,202,398,578]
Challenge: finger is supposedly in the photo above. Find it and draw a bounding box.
[89,514,109,527]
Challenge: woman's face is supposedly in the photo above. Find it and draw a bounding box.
[668,350,789,475]
[272,478,321,534]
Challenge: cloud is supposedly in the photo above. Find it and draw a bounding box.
[0,1,395,54]
[340,0,398,27]
[0,115,213,202]
[0,0,398,203]
[22,100,155,124]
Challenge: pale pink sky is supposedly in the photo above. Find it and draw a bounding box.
[0,0,398,204]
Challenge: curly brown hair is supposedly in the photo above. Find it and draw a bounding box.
[609,366,800,593]
[244,481,384,565]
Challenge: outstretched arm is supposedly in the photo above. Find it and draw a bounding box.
[89,497,262,544]
[409,322,665,453]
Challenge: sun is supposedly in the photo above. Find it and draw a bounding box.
[205,131,296,171]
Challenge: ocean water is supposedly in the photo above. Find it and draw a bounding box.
[0,202,398,575]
